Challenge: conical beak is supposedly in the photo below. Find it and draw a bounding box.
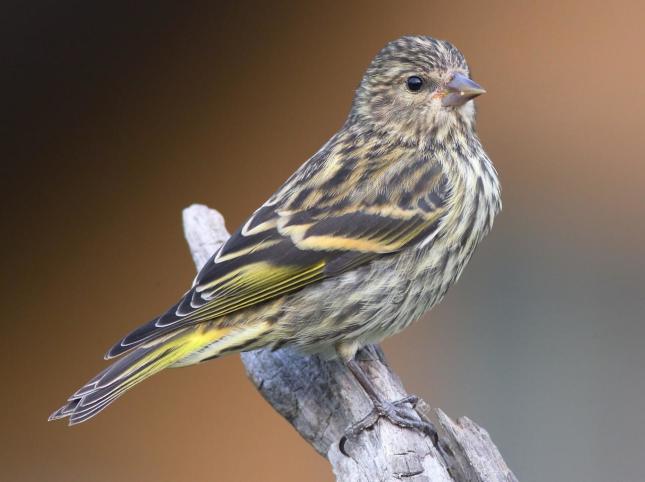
[441,73,486,107]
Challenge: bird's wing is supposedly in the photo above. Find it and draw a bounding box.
[107,152,450,358]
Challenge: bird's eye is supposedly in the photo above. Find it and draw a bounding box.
[406,76,424,92]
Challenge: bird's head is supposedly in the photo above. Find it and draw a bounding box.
[350,36,484,140]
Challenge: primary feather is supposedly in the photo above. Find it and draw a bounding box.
[51,35,500,424]
[107,137,449,358]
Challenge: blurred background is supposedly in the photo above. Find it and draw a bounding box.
[2,1,644,481]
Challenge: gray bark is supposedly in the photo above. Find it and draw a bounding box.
[182,204,517,482]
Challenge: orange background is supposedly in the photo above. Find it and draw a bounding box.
[2,1,644,481]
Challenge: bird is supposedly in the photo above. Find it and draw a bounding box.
[50,35,501,447]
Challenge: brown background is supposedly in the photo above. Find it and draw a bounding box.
[2,1,644,481]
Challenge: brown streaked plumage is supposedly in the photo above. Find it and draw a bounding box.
[50,35,501,438]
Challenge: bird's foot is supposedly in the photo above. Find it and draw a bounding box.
[339,395,438,456]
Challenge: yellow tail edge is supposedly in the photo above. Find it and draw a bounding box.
[48,325,234,425]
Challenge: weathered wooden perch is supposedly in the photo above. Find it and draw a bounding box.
[183,204,517,482]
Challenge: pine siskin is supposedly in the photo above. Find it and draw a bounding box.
[50,35,501,443]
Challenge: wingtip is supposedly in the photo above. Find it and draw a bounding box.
[104,339,129,360]
[104,317,167,360]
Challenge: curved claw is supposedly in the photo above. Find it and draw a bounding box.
[339,435,350,457]
[338,394,437,457]
[340,408,380,456]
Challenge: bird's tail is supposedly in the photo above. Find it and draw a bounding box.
[48,322,267,425]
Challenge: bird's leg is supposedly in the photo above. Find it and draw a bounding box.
[339,356,438,456]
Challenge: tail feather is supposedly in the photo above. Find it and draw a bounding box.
[49,325,232,425]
